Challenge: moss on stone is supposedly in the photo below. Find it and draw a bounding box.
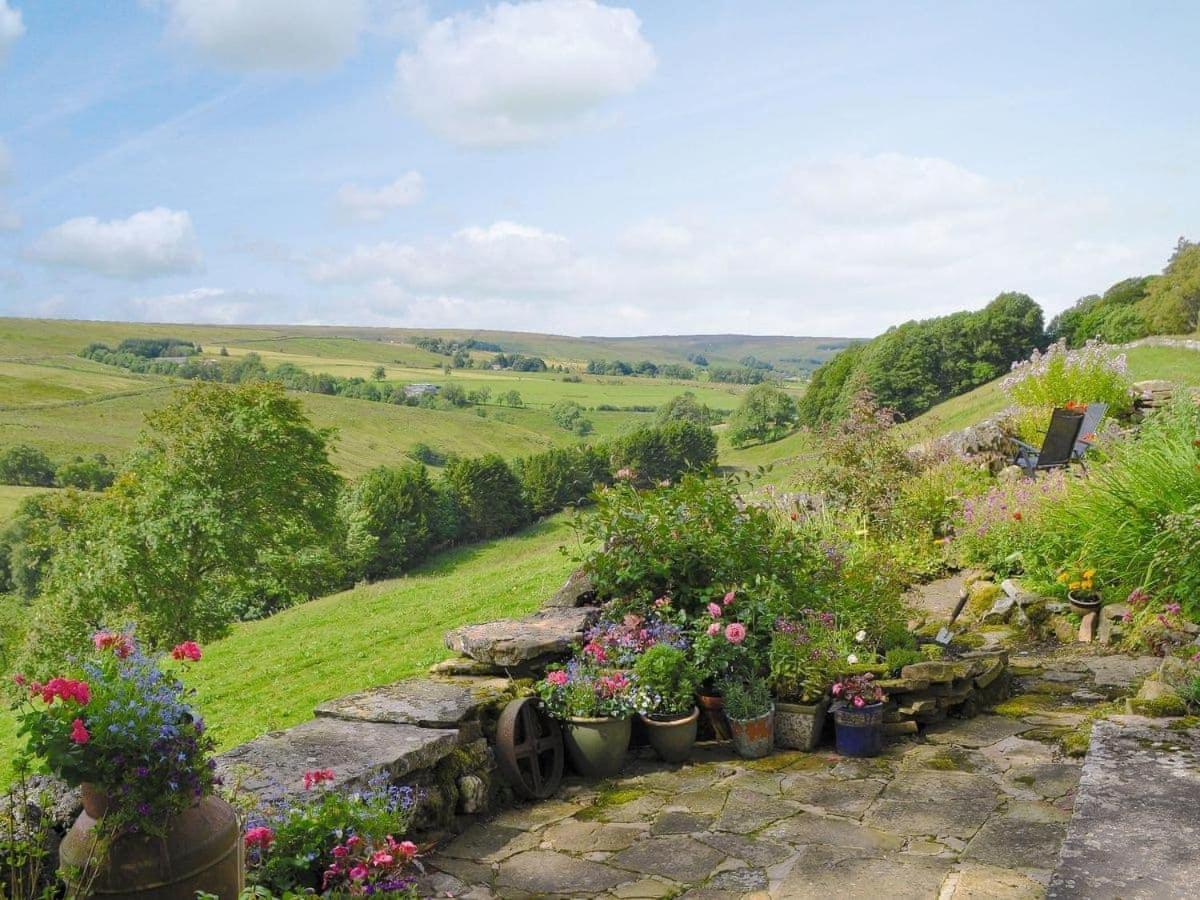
[1127,694,1189,717]
[967,581,1002,617]
[576,782,652,821]
[950,632,985,650]
[992,693,1056,718]
[1060,723,1092,758]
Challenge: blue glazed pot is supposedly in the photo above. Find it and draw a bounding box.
[833,701,884,757]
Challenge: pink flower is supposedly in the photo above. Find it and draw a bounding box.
[654,597,670,609]
[69,718,90,745]
[170,641,202,662]
[395,839,417,861]
[546,670,569,687]
[725,622,747,644]
[371,851,394,867]
[11,673,25,687]
[707,602,722,618]
[614,467,635,481]
[723,591,735,606]
[244,826,275,849]
[852,695,865,708]
[93,631,134,658]
[332,844,348,858]
[303,768,335,790]
[346,835,363,849]
[349,864,369,881]
[831,682,843,696]
[707,622,721,636]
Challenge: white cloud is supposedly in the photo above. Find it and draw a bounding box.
[336,171,424,222]
[128,287,262,324]
[0,1,23,62]
[0,139,17,230]
[152,0,367,72]
[618,219,693,256]
[396,0,655,146]
[30,207,202,279]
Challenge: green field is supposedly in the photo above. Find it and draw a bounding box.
[0,485,57,522]
[0,515,579,783]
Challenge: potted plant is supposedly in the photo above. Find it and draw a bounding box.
[536,658,635,778]
[769,613,841,751]
[13,631,242,897]
[720,677,774,759]
[690,597,755,740]
[633,644,700,762]
[1058,564,1101,614]
[831,673,887,758]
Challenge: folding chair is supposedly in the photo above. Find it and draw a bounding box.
[1012,407,1085,476]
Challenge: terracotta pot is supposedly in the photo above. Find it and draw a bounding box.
[60,786,243,899]
[727,705,775,759]
[639,707,699,763]
[697,692,731,740]
[775,699,828,751]
[562,716,631,778]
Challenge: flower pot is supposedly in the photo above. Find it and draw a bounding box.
[697,692,731,740]
[639,707,699,763]
[775,699,828,751]
[1068,591,1102,616]
[833,701,884,758]
[563,716,631,778]
[727,705,774,759]
[60,787,243,898]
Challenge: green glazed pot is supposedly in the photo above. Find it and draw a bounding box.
[639,707,699,763]
[563,716,631,778]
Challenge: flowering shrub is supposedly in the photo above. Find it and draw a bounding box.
[831,673,885,708]
[535,659,637,719]
[244,771,417,894]
[11,629,215,834]
[322,833,421,897]
[688,590,761,688]
[952,471,1070,574]
[632,645,699,717]
[581,612,687,669]
[768,611,848,704]
[1001,339,1133,443]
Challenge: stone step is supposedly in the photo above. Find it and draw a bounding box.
[216,717,460,806]
[315,676,517,736]
[444,606,600,670]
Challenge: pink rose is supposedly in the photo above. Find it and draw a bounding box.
[852,695,865,708]
[349,864,369,881]
[707,603,722,618]
[831,682,843,696]
[725,623,747,644]
[723,591,736,606]
[707,622,721,636]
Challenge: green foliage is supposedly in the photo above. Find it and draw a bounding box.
[609,421,717,486]
[726,384,799,447]
[720,677,772,720]
[0,446,55,488]
[632,644,699,716]
[339,464,455,581]
[768,613,844,703]
[884,647,924,675]
[0,490,90,599]
[515,445,610,518]
[1137,239,1200,335]
[407,442,449,467]
[801,292,1045,424]
[18,382,342,673]
[549,400,594,435]
[54,454,116,491]
[655,391,717,426]
[443,454,529,541]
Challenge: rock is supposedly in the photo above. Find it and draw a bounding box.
[315,676,514,728]
[457,774,488,814]
[883,721,919,737]
[216,717,460,806]
[864,771,999,839]
[611,834,726,883]
[711,789,800,833]
[541,820,642,853]
[900,660,983,683]
[429,657,509,677]
[996,464,1024,483]
[924,715,1030,748]
[495,849,628,895]
[973,657,1005,690]
[876,676,932,693]
[444,606,600,669]
[542,567,597,608]
[1082,655,1160,688]
[1048,615,1077,644]
[776,851,952,899]
[1077,611,1097,642]
[943,417,1018,474]
[982,594,1016,625]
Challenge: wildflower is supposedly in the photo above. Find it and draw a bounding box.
[706,622,721,637]
[244,826,275,849]
[614,467,635,481]
[1012,511,1023,522]
[1127,588,1150,607]
[854,630,867,643]
[1165,602,1182,616]
[69,718,90,745]
[349,864,369,881]
[170,641,202,662]
[546,670,569,687]
[93,631,134,658]
[725,623,747,644]
[11,673,25,687]
[723,591,736,606]
[846,654,859,665]
[654,596,670,609]
[707,602,722,618]
[371,851,394,867]
[303,768,335,790]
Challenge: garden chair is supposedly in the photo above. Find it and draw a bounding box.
[1071,402,1107,462]
[1012,406,1085,476]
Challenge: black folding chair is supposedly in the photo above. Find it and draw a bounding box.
[1013,407,1085,476]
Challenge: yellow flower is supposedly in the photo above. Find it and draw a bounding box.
[1056,573,1070,584]
[1083,569,1095,579]
[1069,581,1082,591]
[1081,578,1094,590]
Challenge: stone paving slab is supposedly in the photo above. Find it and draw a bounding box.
[217,717,459,805]
[1048,717,1200,899]
[314,675,513,728]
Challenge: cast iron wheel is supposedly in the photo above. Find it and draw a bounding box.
[495,697,564,800]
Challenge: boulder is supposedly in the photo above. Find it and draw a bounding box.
[981,594,1016,625]
[315,676,515,729]
[542,567,597,608]
[900,660,984,683]
[444,606,600,670]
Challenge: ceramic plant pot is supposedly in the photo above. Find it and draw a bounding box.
[1068,591,1102,616]
[639,707,699,763]
[60,786,243,899]
[697,692,731,741]
[727,705,775,759]
[562,716,631,778]
[775,698,828,751]
[833,701,884,758]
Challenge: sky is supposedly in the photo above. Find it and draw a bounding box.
[0,1,1196,338]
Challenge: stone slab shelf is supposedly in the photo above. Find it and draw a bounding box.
[443,606,600,671]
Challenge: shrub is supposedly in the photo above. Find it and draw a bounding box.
[54,455,116,491]
[656,392,716,426]
[769,611,844,703]
[516,445,610,518]
[443,454,529,541]
[339,464,455,581]
[633,645,699,717]
[1001,339,1134,443]
[550,400,593,436]
[407,442,449,467]
[0,446,55,487]
[609,421,717,486]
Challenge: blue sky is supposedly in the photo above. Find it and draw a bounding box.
[0,1,1196,336]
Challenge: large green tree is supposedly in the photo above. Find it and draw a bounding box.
[22,382,342,671]
[726,384,799,447]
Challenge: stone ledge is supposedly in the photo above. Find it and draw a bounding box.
[444,606,600,669]
[314,676,516,729]
[216,717,460,806]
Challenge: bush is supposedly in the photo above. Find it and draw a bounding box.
[55,455,116,491]
[0,446,55,487]
[655,392,716,426]
[550,400,593,436]
[339,464,455,581]
[407,442,449,467]
[516,445,611,518]
[443,454,529,541]
[633,645,699,716]
[609,421,717,486]
[1001,339,1134,443]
